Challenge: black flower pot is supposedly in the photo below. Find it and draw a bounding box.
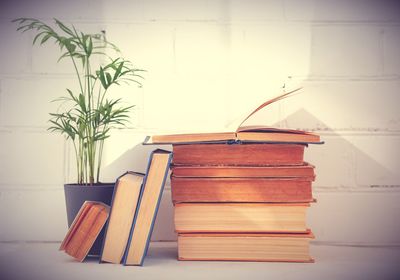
[64,183,115,256]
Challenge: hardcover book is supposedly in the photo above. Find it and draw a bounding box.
[123,149,172,266]
[178,232,314,262]
[174,203,310,233]
[172,143,306,166]
[171,162,315,178]
[100,172,144,264]
[60,201,110,262]
[144,88,322,145]
[171,176,314,203]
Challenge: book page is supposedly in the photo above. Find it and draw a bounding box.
[234,87,303,132]
[149,84,304,139]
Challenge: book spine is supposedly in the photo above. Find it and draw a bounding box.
[173,143,305,166]
[75,207,108,262]
[65,205,101,260]
[171,166,315,178]
[171,177,313,203]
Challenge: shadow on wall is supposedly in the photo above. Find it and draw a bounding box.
[276,109,400,243]
[276,109,399,189]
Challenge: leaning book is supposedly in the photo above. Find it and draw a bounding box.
[100,172,144,264]
[60,201,110,262]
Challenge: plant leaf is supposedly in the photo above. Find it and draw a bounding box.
[54,18,74,36]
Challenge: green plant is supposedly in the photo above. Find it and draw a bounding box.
[13,18,144,185]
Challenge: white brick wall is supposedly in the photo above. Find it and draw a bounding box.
[285,0,400,22]
[0,0,399,245]
[306,135,400,189]
[0,78,76,127]
[383,26,400,76]
[105,23,176,79]
[311,25,383,77]
[0,20,31,74]
[0,131,65,186]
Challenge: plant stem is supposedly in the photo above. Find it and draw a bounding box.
[69,55,84,98]
[78,138,83,184]
[96,134,105,183]
[72,140,80,184]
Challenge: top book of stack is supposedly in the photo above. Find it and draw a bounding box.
[144,88,322,145]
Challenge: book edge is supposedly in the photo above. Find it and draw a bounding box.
[121,172,148,266]
[78,206,110,262]
[99,172,145,264]
[60,201,110,251]
[143,137,324,146]
[138,151,172,266]
[177,256,314,263]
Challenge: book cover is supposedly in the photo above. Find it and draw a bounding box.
[123,149,173,266]
[172,143,306,166]
[60,201,110,262]
[171,162,315,178]
[171,176,314,203]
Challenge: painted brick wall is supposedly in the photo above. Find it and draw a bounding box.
[0,0,399,245]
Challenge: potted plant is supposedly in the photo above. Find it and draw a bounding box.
[13,18,144,254]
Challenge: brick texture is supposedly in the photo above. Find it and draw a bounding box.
[0,0,399,244]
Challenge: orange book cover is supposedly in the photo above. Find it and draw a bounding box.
[171,176,314,203]
[60,201,110,262]
[172,143,306,166]
[171,162,315,178]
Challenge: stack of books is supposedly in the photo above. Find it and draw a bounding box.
[170,143,317,262]
[146,89,322,262]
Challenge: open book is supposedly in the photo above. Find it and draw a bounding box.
[144,88,322,145]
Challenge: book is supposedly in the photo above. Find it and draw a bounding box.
[123,149,172,266]
[60,201,110,262]
[172,143,305,166]
[171,176,314,203]
[171,162,315,178]
[144,88,322,145]
[100,172,144,264]
[148,128,320,145]
[178,232,314,262]
[174,203,309,233]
